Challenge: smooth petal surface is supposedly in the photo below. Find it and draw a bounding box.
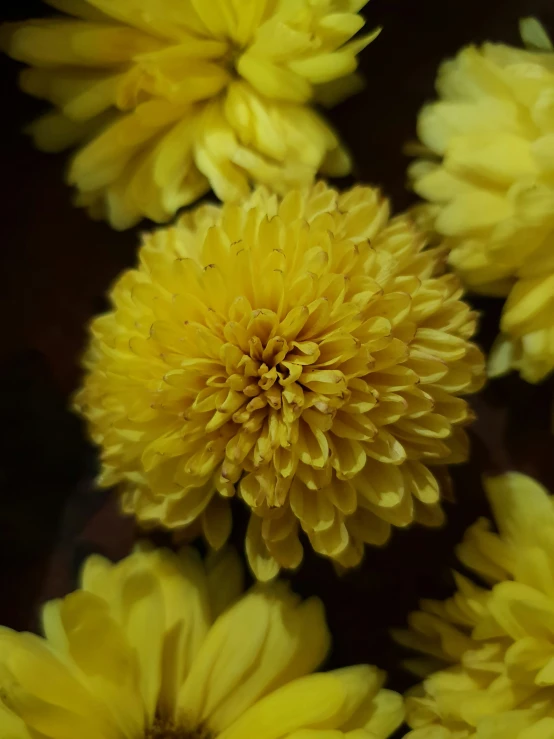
[0,545,402,739]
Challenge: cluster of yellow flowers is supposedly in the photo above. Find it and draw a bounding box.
[3,1,554,738]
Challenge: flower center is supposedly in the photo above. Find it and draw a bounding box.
[145,718,211,739]
[220,41,243,76]
[223,330,347,430]
[222,317,353,432]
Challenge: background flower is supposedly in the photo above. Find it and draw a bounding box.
[0,543,404,739]
[409,19,554,385]
[1,0,378,229]
[396,472,554,738]
[75,182,485,580]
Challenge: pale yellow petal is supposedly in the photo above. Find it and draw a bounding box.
[488,333,516,378]
[41,593,144,737]
[0,628,118,739]
[208,589,330,731]
[178,590,271,725]
[237,54,312,102]
[484,472,553,543]
[246,514,281,582]
[217,673,348,739]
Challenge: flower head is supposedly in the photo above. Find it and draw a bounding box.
[0,543,404,739]
[75,182,485,580]
[396,472,554,739]
[2,0,378,229]
[408,19,554,383]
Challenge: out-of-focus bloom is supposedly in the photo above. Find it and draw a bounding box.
[396,472,554,739]
[74,182,485,580]
[0,543,405,739]
[1,0,379,229]
[409,18,554,384]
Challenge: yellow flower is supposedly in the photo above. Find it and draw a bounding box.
[408,18,554,384]
[1,0,379,230]
[74,182,485,580]
[0,543,405,739]
[396,472,554,739]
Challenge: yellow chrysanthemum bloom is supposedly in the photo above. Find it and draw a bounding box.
[396,472,554,739]
[409,18,554,384]
[1,0,378,230]
[74,182,485,580]
[0,543,405,739]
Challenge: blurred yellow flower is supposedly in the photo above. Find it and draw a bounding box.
[409,19,554,384]
[0,543,405,739]
[75,182,485,579]
[396,472,554,739]
[2,0,379,229]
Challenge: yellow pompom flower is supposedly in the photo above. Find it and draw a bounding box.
[0,543,405,739]
[396,472,554,739]
[74,182,485,580]
[1,0,378,230]
[409,18,554,384]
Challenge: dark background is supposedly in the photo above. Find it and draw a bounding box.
[1,0,554,696]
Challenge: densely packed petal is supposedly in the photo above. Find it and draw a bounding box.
[0,544,404,739]
[409,19,554,384]
[2,0,379,228]
[397,472,554,739]
[75,182,485,579]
